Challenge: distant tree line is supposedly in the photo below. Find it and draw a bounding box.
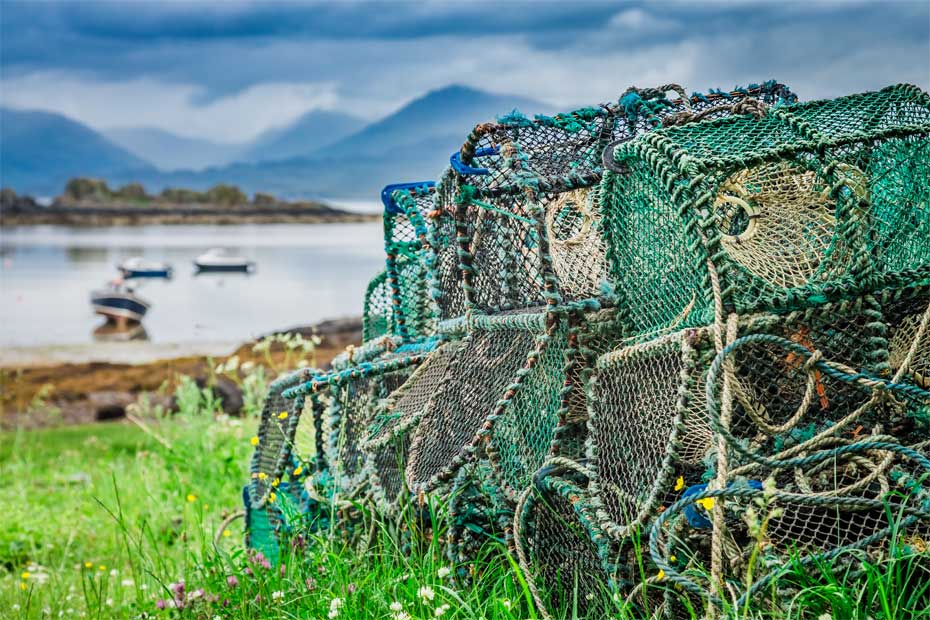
[61,178,284,207]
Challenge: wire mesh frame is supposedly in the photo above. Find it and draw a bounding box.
[601,85,930,334]
[385,185,440,341]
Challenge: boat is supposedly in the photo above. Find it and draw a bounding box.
[118,257,173,278]
[194,248,255,272]
[90,281,151,326]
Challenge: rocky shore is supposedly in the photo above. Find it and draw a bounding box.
[0,317,363,430]
[1,180,378,226]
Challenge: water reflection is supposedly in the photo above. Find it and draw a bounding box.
[93,322,150,342]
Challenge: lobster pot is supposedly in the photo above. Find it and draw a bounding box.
[248,370,311,506]
[586,328,715,540]
[445,461,514,568]
[884,286,930,395]
[363,342,461,513]
[486,319,569,499]
[405,312,547,493]
[514,476,618,619]
[362,270,394,343]
[453,82,796,309]
[600,84,930,339]
[324,365,418,495]
[385,184,439,339]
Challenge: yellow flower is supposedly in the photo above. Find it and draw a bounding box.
[250,436,260,446]
[271,477,280,488]
[257,472,268,481]
[696,497,715,511]
[674,476,684,491]
[657,569,666,581]
[277,411,288,420]
[84,562,93,569]
[186,494,197,503]
[670,555,677,563]
[99,565,106,571]
[222,529,231,538]
[20,582,26,590]
[21,572,30,580]
[269,492,277,502]
[293,466,303,476]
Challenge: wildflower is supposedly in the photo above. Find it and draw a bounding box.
[657,569,666,581]
[257,472,268,480]
[187,494,197,502]
[21,571,30,579]
[390,602,404,612]
[109,569,118,577]
[188,588,205,601]
[500,599,512,610]
[670,555,677,563]
[418,586,435,602]
[674,476,684,491]
[226,575,239,588]
[434,604,450,617]
[84,562,93,569]
[20,582,26,590]
[278,411,288,420]
[140,584,148,591]
[272,477,280,488]
[105,598,113,607]
[393,613,411,620]
[223,529,231,538]
[271,591,284,601]
[250,436,260,446]
[305,577,317,591]
[269,491,277,502]
[293,465,304,476]
[437,566,451,579]
[170,581,185,598]
[696,497,715,510]
[121,579,134,587]
[241,361,255,373]
[98,565,106,571]
[328,597,343,619]
[346,583,356,594]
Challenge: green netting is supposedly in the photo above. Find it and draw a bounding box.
[362,269,393,343]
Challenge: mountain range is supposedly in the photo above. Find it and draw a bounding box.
[1,85,551,201]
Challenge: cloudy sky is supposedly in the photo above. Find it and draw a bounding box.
[1,0,928,144]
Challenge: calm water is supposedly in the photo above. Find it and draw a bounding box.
[0,223,385,348]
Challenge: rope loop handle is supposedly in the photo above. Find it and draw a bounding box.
[665,96,768,128]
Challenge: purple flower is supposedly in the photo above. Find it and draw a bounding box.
[346,583,357,595]
[226,575,239,588]
[279,563,287,577]
[244,567,253,577]
[305,577,317,591]
[259,557,271,570]
[170,581,185,597]
[155,599,167,610]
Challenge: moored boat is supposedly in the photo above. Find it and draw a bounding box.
[118,257,173,278]
[90,282,151,325]
[194,248,255,272]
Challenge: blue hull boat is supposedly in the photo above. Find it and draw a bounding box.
[118,257,173,279]
[90,288,151,324]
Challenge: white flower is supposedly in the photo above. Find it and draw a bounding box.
[500,598,512,610]
[434,604,451,617]
[105,598,113,607]
[393,613,411,620]
[328,597,343,618]
[417,586,435,602]
[109,569,118,577]
[437,566,451,579]
[121,579,134,587]
[140,584,148,590]
[271,590,284,601]
[390,602,404,612]
[240,361,255,373]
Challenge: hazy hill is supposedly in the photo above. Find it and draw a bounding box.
[143,85,550,199]
[105,127,238,171]
[0,108,155,196]
[241,110,365,163]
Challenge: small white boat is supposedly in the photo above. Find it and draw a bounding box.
[118,256,173,278]
[194,248,255,272]
[90,281,151,325]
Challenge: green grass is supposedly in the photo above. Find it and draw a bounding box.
[3,397,930,620]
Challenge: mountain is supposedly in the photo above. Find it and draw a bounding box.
[104,127,239,171]
[324,84,547,159]
[137,85,551,200]
[0,107,156,196]
[240,110,365,163]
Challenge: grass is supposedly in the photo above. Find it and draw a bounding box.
[2,387,930,620]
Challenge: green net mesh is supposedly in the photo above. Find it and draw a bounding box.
[243,82,930,618]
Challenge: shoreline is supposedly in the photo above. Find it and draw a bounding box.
[1,210,379,227]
